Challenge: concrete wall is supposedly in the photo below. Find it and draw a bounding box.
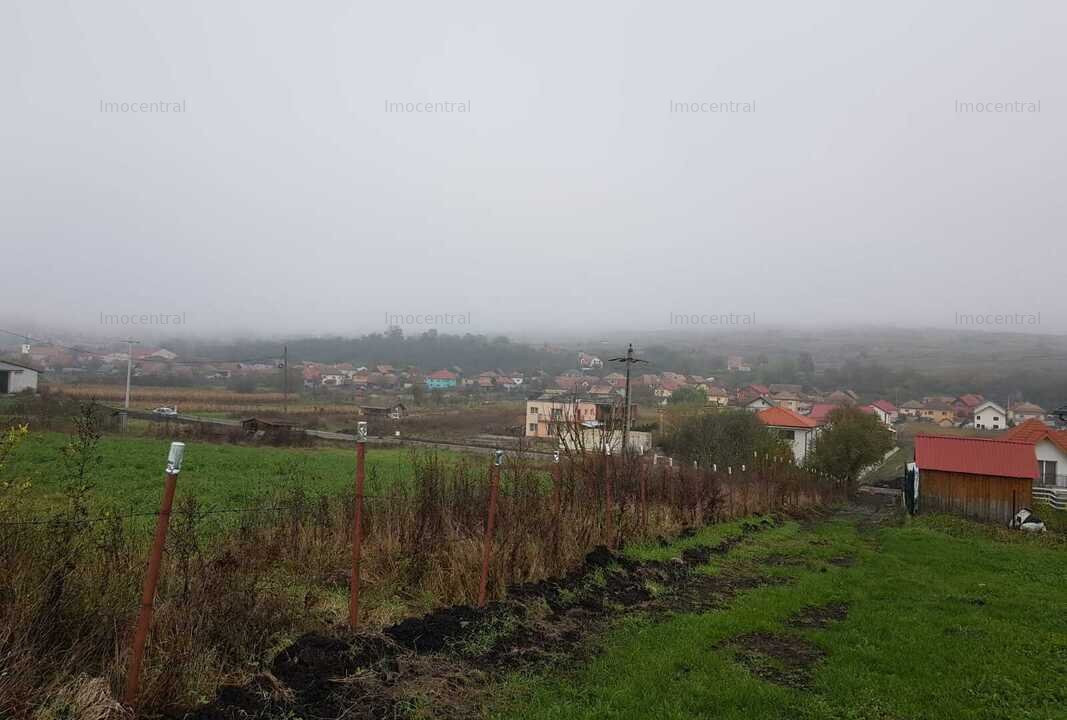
[0,363,39,394]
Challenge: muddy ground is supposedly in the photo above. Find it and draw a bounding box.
[182,517,785,720]
[720,601,851,689]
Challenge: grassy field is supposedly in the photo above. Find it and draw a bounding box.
[1,430,454,516]
[491,511,1067,720]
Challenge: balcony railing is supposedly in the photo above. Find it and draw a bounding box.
[1033,475,1067,489]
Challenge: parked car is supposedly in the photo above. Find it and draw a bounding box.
[152,406,179,417]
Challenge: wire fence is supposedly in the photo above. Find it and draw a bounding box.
[0,439,843,712]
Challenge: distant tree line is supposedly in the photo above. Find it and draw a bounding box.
[166,329,579,377]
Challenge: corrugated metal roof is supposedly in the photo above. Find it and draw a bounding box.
[914,434,1038,480]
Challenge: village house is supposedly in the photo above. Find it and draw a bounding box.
[860,400,898,426]
[899,400,925,418]
[953,393,984,419]
[805,403,838,426]
[654,379,684,401]
[559,427,653,455]
[973,400,1007,430]
[0,358,40,394]
[826,389,858,406]
[857,404,898,434]
[555,373,591,393]
[756,406,820,463]
[919,401,956,426]
[999,419,1067,508]
[736,384,770,405]
[425,369,458,390]
[744,395,776,412]
[141,348,178,361]
[525,396,598,439]
[705,385,730,406]
[727,355,751,372]
[1009,402,1045,424]
[770,390,801,412]
[578,352,603,370]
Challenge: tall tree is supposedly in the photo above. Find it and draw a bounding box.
[806,406,894,488]
[662,408,790,470]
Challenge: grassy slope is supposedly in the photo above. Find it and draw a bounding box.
[493,515,1067,720]
[2,430,444,514]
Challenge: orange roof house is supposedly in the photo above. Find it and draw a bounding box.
[757,406,820,463]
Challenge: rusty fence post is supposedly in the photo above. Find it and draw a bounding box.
[604,449,615,549]
[477,450,503,608]
[551,451,562,566]
[125,442,185,708]
[350,421,367,628]
[639,458,648,533]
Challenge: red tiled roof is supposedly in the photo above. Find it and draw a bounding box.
[914,435,1038,480]
[806,403,838,425]
[871,399,897,413]
[757,406,818,429]
[999,419,1067,454]
[428,370,457,380]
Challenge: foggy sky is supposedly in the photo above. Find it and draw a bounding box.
[2,1,1064,340]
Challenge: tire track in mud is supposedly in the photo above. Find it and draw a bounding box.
[184,516,785,720]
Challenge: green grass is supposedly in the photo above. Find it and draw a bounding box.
[1,430,456,516]
[623,517,759,563]
[492,514,1067,720]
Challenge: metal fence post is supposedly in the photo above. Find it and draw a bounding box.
[477,450,502,608]
[551,451,562,565]
[125,442,184,708]
[639,458,648,532]
[350,422,367,628]
[604,448,615,549]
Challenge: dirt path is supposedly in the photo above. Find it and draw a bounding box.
[183,517,787,720]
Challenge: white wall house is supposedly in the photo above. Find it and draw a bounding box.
[559,428,652,455]
[974,400,1007,430]
[0,359,40,394]
[1032,438,1067,488]
[756,407,820,463]
[745,396,775,412]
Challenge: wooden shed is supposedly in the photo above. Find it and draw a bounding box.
[914,434,1037,524]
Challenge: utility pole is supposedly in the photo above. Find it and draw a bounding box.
[122,339,139,432]
[608,343,647,456]
[283,344,288,416]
